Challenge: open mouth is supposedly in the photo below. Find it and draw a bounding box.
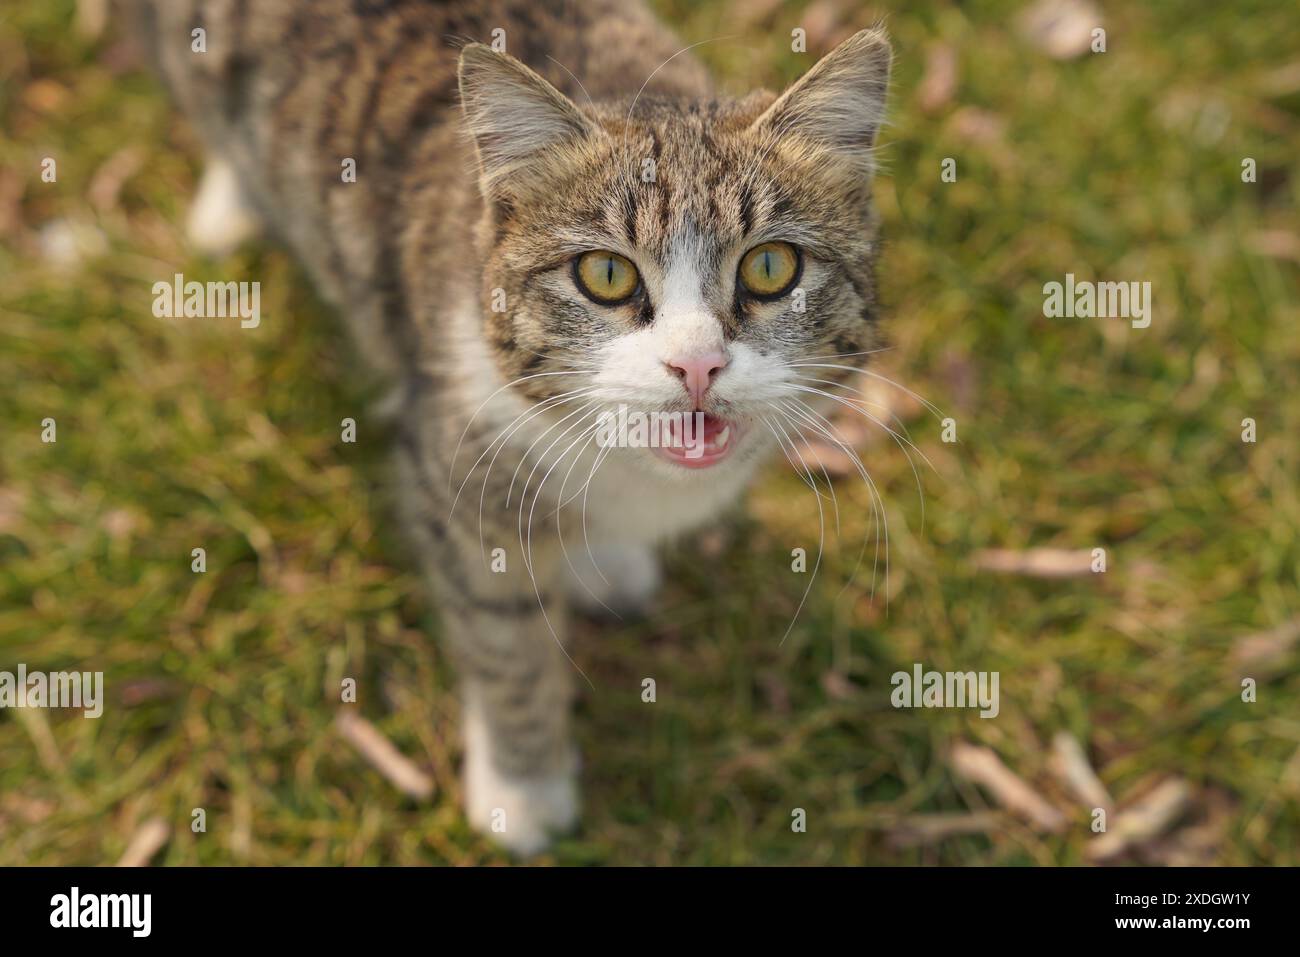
[654,413,741,469]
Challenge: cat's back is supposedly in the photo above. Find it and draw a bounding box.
[127,0,710,143]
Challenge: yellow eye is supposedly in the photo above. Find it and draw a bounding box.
[575,251,640,304]
[738,242,799,298]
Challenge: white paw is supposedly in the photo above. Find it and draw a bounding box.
[464,749,578,856]
[186,158,260,256]
[567,542,661,619]
[461,691,579,856]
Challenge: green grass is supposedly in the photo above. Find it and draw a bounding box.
[2,0,1297,865]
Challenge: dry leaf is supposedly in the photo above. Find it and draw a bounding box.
[100,508,138,542]
[1231,617,1300,669]
[948,106,1007,146]
[917,44,958,113]
[1049,731,1114,811]
[886,811,1003,848]
[800,0,846,51]
[1142,786,1235,867]
[116,817,170,867]
[973,547,1096,578]
[950,741,1067,833]
[336,711,435,801]
[1018,0,1102,61]
[726,0,785,30]
[1247,230,1300,262]
[1258,60,1300,97]
[1087,778,1190,862]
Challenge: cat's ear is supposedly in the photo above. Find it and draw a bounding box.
[750,27,892,170]
[458,43,597,195]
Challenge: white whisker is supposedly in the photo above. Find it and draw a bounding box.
[778,398,888,603]
[447,370,591,491]
[758,413,827,648]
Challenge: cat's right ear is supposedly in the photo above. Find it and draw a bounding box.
[458,44,597,197]
[749,27,892,174]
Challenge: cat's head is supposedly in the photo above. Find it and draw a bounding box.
[458,29,891,476]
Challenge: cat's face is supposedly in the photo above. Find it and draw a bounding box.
[459,30,891,478]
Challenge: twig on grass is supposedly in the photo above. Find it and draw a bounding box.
[335,711,435,801]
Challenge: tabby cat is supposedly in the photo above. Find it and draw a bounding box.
[124,0,891,854]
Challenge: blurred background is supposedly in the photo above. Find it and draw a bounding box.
[1,0,1297,865]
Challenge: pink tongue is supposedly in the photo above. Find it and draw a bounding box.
[671,413,726,446]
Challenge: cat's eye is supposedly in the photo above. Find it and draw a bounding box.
[738,242,800,299]
[574,251,640,304]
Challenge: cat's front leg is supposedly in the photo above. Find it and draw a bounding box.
[567,541,662,619]
[460,656,579,856]
[431,548,581,856]
[395,439,579,854]
[447,553,580,856]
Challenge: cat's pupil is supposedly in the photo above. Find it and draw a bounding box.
[605,258,613,286]
[762,251,771,277]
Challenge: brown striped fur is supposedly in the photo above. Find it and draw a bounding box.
[125,0,891,854]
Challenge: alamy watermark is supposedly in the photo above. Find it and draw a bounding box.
[891,663,999,719]
[0,664,103,718]
[595,405,707,458]
[50,887,151,937]
[152,273,261,328]
[1043,273,1151,329]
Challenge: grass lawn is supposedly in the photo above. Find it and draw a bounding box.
[1,0,1297,865]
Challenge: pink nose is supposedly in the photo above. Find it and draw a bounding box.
[666,351,728,406]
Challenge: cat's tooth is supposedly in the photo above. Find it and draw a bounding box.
[715,425,730,447]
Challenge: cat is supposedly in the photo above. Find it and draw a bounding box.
[122,0,891,854]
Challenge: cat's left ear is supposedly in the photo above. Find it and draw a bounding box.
[750,27,892,171]
[458,43,598,196]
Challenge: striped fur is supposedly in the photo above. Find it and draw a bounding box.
[125,0,891,853]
